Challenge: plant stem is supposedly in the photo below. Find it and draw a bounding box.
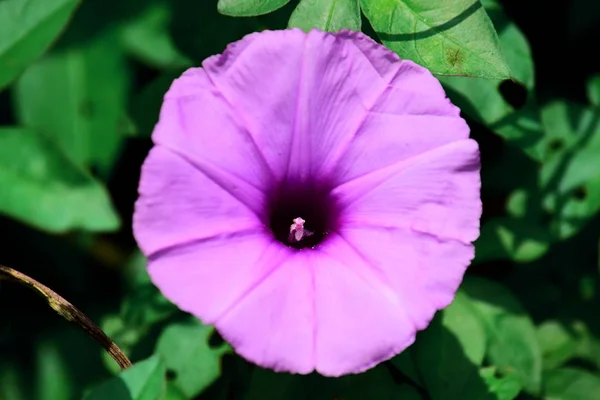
[0,264,132,370]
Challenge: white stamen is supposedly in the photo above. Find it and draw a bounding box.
[288,217,313,243]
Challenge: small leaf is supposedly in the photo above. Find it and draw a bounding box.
[155,319,229,398]
[479,366,522,400]
[544,368,600,400]
[536,321,579,370]
[463,277,542,394]
[121,1,192,69]
[13,30,130,177]
[475,217,552,263]
[0,0,80,90]
[361,0,510,78]
[0,127,119,232]
[85,356,165,400]
[288,0,361,32]
[218,0,290,16]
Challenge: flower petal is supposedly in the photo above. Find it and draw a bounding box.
[334,114,470,184]
[200,29,306,182]
[201,29,423,181]
[333,139,481,243]
[147,231,286,324]
[152,66,276,194]
[334,226,475,330]
[215,252,315,374]
[133,146,265,255]
[313,238,415,376]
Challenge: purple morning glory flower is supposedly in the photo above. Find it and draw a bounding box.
[133,29,481,376]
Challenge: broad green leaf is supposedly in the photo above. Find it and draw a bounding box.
[288,0,361,32]
[463,277,542,394]
[0,0,79,90]
[475,217,552,263]
[85,356,165,400]
[360,0,510,78]
[218,0,289,16]
[587,74,600,107]
[415,291,487,400]
[479,366,522,400]
[163,383,187,400]
[544,368,600,400]
[0,127,119,232]
[536,321,579,370]
[440,0,543,159]
[13,30,130,177]
[155,319,229,398]
[121,1,192,69]
[540,101,600,239]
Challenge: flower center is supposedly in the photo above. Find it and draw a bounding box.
[267,182,339,250]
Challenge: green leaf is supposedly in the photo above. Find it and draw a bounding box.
[360,0,510,78]
[463,277,542,394]
[414,291,488,400]
[540,101,600,239]
[586,74,600,107]
[85,356,165,400]
[288,0,361,32]
[536,320,600,371]
[0,127,119,232]
[475,217,552,263]
[536,321,579,370]
[479,366,522,400]
[544,368,600,400]
[155,319,229,398]
[218,0,289,17]
[0,0,80,90]
[440,0,543,159]
[13,30,131,177]
[121,1,192,70]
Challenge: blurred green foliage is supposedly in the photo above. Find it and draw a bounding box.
[1,0,600,399]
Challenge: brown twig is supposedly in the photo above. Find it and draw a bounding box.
[0,264,132,370]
